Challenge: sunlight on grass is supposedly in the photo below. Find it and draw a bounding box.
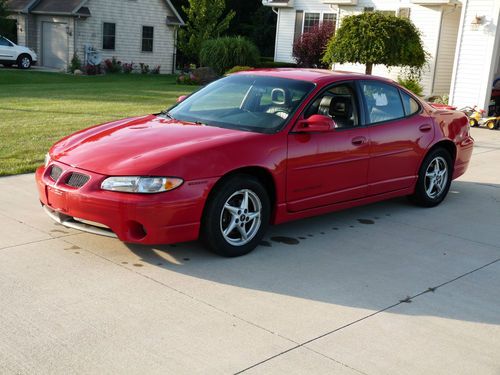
[0,70,197,175]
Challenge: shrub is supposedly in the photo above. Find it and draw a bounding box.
[83,64,101,75]
[151,65,161,74]
[199,36,260,75]
[69,53,82,73]
[293,23,334,68]
[122,62,134,74]
[177,73,200,85]
[104,57,122,73]
[257,61,297,69]
[429,94,449,105]
[397,76,424,97]
[140,63,150,74]
[225,66,254,75]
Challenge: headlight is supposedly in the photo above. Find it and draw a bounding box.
[101,176,183,193]
[44,153,51,167]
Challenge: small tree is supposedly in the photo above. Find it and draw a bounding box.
[322,12,426,75]
[293,23,334,68]
[178,0,235,64]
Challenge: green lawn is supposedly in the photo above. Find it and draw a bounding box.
[0,70,197,176]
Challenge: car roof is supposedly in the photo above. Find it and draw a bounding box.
[234,68,396,85]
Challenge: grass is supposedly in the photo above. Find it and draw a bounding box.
[0,70,197,176]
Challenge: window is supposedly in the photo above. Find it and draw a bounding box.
[362,82,404,124]
[305,83,358,129]
[303,13,336,33]
[169,75,314,133]
[142,26,154,52]
[0,37,13,47]
[401,91,420,116]
[303,13,320,33]
[103,23,116,50]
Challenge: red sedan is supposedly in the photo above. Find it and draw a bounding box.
[36,69,474,257]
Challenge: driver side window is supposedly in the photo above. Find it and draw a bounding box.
[304,83,359,128]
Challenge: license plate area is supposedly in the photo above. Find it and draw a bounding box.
[47,186,67,212]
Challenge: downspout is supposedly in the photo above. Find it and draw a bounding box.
[172,25,178,74]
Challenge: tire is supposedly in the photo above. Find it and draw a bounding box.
[486,120,497,130]
[469,118,478,127]
[201,174,270,257]
[17,54,32,69]
[410,148,453,207]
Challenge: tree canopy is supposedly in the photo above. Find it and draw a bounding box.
[322,12,427,75]
[178,0,235,64]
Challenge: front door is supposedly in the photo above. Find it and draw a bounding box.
[42,22,68,69]
[286,82,370,212]
[359,81,435,195]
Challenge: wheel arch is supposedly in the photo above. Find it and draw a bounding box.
[201,166,277,221]
[422,140,457,172]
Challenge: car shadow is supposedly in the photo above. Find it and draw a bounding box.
[122,180,500,325]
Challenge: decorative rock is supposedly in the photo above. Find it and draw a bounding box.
[74,69,83,76]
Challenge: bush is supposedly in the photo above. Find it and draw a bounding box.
[199,36,260,75]
[140,63,150,74]
[225,66,254,75]
[257,61,297,69]
[122,62,134,74]
[104,57,122,73]
[69,53,81,73]
[293,23,334,68]
[177,73,200,85]
[151,65,161,74]
[397,76,424,96]
[83,64,101,75]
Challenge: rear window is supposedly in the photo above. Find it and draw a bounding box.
[401,91,420,116]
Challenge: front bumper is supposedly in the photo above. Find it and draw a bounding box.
[35,161,216,245]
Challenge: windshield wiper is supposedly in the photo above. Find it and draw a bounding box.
[160,110,175,120]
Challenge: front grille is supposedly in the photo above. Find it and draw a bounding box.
[50,165,63,181]
[66,172,90,188]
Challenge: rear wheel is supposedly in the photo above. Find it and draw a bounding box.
[410,148,453,207]
[486,120,498,130]
[201,175,270,257]
[17,54,32,69]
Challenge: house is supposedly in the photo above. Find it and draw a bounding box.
[6,0,184,73]
[263,0,500,112]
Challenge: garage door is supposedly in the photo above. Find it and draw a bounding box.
[42,22,68,69]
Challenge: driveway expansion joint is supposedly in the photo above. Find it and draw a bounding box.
[233,256,500,374]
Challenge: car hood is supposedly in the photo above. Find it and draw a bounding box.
[50,115,264,176]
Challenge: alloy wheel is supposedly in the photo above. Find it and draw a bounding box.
[220,189,262,246]
[424,156,448,199]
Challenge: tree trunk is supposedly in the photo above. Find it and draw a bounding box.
[365,63,373,75]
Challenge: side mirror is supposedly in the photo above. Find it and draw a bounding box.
[177,95,188,103]
[295,115,335,132]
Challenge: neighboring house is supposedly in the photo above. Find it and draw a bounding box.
[6,0,184,73]
[263,0,500,112]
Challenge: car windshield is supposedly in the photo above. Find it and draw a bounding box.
[167,75,315,133]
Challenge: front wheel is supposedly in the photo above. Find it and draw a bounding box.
[201,175,270,257]
[410,148,453,207]
[17,54,32,69]
[469,118,478,127]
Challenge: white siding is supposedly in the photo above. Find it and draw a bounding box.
[449,0,500,110]
[433,5,461,95]
[75,0,177,73]
[274,8,296,62]
[333,1,442,97]
[274,0,334,63]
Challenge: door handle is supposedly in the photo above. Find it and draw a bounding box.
[351,136,367,146]
[419,124,432,132]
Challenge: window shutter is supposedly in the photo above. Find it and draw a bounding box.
[294,10,304,44]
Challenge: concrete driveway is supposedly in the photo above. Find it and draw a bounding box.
[1,127,499,375]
